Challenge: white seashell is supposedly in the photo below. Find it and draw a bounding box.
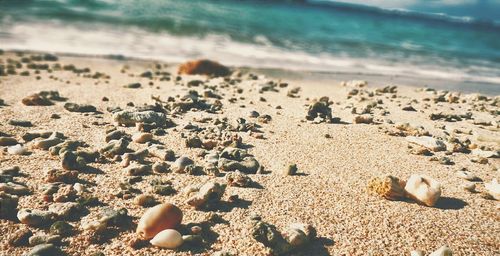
[462,183,476,192]
[455,170,479,181]
[404,174,442,207]
[410,250,424,256]
[429,245,452,256]
[8,144,27,155]
[150,229,183,249]
[484,178,500,200]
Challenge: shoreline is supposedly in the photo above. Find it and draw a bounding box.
[2,49,499,96]
[0,50,499,255]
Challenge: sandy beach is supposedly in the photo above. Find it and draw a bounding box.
[0,51,499,256]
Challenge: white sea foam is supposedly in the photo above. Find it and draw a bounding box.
[1,21,499,85]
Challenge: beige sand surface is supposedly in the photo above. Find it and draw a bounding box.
[0,52,499,256]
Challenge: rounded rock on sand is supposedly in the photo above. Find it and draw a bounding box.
[150,229,183,249]
[136,203,183,240]
[404,174,441,207]
[132,132,153,143]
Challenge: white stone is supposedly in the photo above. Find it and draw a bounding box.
[455,170,479,181]
[429,245,452,256]
[484,178,500,200]
[406,136,446,152]
[150,229,183,249]
[7,144,27,155]
[404,174,442,207]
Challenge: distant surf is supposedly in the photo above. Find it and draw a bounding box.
[1,0,499,87]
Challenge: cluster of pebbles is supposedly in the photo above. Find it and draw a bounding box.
[0,51,499,255]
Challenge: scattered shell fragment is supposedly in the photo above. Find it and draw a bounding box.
[367,175,406,200]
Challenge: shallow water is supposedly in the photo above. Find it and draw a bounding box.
[0,0,499,92]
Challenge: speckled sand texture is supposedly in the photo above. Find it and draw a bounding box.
[0,51,499,256]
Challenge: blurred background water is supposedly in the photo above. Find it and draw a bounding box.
[1,0,499,88]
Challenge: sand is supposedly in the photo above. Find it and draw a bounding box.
[0,51,499,256]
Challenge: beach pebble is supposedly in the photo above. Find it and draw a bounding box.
[105,130,129,142]
[100,138,129,157]
[471,148,499,158]
[150,229,183,249]
[463,183,476,192]
[7,144,27,155]
[305,98,333,123]
[8,228,32,247]
[22,130,53,142]
[353,114,374,124]
[152,184,176,196]
[283,164,298,176]
[26,243,64,256]
[172,156,194,173]
[0,182,30,195]
[124,163,151,176]
[32,135,64,150]
[404,174,442,207]
[0,192,19,218]
[149,145,175,161]
[22,94,53,106]
[113,110,168,127]
[406,136,446,152]
[48,202,81,218]
[191,225,202,234]
[226,170,252,187]
[49,221,74,237]
[152,162,170,173]
[484,178,499,200]
[136,203,183,240]
[0,136,18,146]
[218,157,260,174]
[282,223,316,248]
[455,169,479,181]
[187,181,226,209]
[251,221,292,255]
[429,245,453,256]
[410,250,424,256]
[28,234,62,246]
[64,102,97,112]
[248,110,260,118]
[124,82,141,88]
[17,209,55,227]
[44,169,78,183]
[132,132,153,143]
[9,119,32,127]
[134,194,157,207]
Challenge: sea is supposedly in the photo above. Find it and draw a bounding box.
[1,0,499,93]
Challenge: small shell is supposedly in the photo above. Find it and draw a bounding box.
[484,178,499,200]
[150,229,183,249]
[429,245,452,256]
[136,203,182,240]
[404,174,441,207]
[367,175,406,200]
[455,170,479,181]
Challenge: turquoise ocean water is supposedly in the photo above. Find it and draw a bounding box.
[1,0,499,90]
